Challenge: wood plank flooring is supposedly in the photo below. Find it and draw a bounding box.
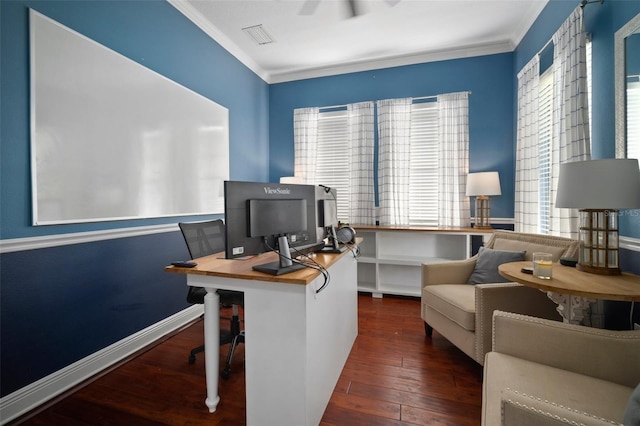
[15,294,482,425]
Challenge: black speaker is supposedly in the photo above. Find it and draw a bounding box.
[335,225,356,244]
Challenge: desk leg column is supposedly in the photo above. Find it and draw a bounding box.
[204,289,220,412]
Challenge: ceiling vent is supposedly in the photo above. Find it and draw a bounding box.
[242,25,275,45]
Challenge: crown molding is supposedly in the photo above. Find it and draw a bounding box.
[268,41,514,84]
[168,0,270,82]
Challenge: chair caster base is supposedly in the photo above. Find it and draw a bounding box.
[221,367,231,380]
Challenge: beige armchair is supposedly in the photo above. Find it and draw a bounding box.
[483,311,640,425]
[421,230,579,365]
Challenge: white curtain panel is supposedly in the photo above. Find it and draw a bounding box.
[347,101,376,224]
[515,56,541,233]
[437,92,470,228]
[549,6,591,238]
[293,107,319,184]
[377,98,412,225]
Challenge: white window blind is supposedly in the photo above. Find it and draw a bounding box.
[538,68,553,234]
[587,39,593,140]
[315,110,350,220]
[628,79,640,160]
[409,102,439,226]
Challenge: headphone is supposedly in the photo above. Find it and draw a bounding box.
[335,225,356,244]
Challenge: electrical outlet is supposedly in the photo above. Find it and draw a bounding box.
[635,323,640,331]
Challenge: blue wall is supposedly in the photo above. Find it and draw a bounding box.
[0,0,268,396]
[269,54,516,220]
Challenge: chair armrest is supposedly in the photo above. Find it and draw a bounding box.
[501,389,617,426]
[474,284,559,363]
[492,311,640,388]
[422,257,477,287]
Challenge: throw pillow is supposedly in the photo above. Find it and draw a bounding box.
[623,382,640,426]
[467,247,526,284]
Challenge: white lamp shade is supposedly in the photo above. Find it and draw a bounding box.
[280,176,303,184]
[555,159,640,209]
[466,172,502,196]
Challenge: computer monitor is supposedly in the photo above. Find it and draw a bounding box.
[246,198,308,275]
[316,189,346,253]
[224,180,320,275]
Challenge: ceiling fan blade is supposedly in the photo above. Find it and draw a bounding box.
[299,0,321,15]
[346,0,358,17]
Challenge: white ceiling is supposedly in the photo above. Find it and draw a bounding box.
[169,0,549,83]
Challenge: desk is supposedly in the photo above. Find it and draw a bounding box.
[499,261,640,325]
[166,245,359,426]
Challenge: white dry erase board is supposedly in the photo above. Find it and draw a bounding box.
[29,9,229,225]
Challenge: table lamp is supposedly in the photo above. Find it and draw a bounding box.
[555,158,640,275]
[466,172,501,229]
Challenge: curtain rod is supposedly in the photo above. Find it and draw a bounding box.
[580,0,603,8]
[535,0,602,58]
[317,91,472,111]
[537,37,554,57]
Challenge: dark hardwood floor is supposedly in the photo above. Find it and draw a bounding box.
[16,294,482,425]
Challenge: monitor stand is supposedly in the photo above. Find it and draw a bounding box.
[318,244,347,253]
[317,225,348,253]
[253,235,307,275]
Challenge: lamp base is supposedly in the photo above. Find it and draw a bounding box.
[577,209,621,276]
[474,196,492,229]
[576,263,621,275]
[474,224,493,229]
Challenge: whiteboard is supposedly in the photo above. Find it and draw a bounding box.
[30,10,229,225]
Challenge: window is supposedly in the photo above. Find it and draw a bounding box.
[538,68,553,234]
[306,95,465,227]
[409,102,439,226]
[315,110,350,220]
[587,38,593,140]
[316,102,440,225]
[628,77,640,159]
[536,40,592,235]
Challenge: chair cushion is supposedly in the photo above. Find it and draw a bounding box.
[422,284,475,331]
[624,382,640,425]
[467,247,526,284]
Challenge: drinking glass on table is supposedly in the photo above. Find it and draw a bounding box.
[533,252,553,279]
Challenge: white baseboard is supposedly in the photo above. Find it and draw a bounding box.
[0,305,203,425]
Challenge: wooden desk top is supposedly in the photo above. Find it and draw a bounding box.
[165,239,361,286]
[498,261,640,302]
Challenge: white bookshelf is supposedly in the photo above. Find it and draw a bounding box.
[353,226,493,297]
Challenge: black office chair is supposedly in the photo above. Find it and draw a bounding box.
[178,219,245,379]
